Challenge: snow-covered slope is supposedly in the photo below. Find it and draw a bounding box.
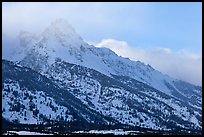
[45,59,202,130]
[2,60,117,127]
[2,59,202,133]
[3,81,72,124]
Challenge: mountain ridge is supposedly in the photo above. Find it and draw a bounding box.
[9,19,201,99]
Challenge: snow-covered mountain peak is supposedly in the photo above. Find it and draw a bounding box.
[41,19,85,48]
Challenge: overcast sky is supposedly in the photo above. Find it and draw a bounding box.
[2,2,202,86]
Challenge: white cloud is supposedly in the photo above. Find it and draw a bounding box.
[96,39,128,50]
[96,39,202,86]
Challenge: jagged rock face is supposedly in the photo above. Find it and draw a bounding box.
[2,19,202,133]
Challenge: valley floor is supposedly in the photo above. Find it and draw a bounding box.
[3,131,54,135]
[3,129,201,135]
